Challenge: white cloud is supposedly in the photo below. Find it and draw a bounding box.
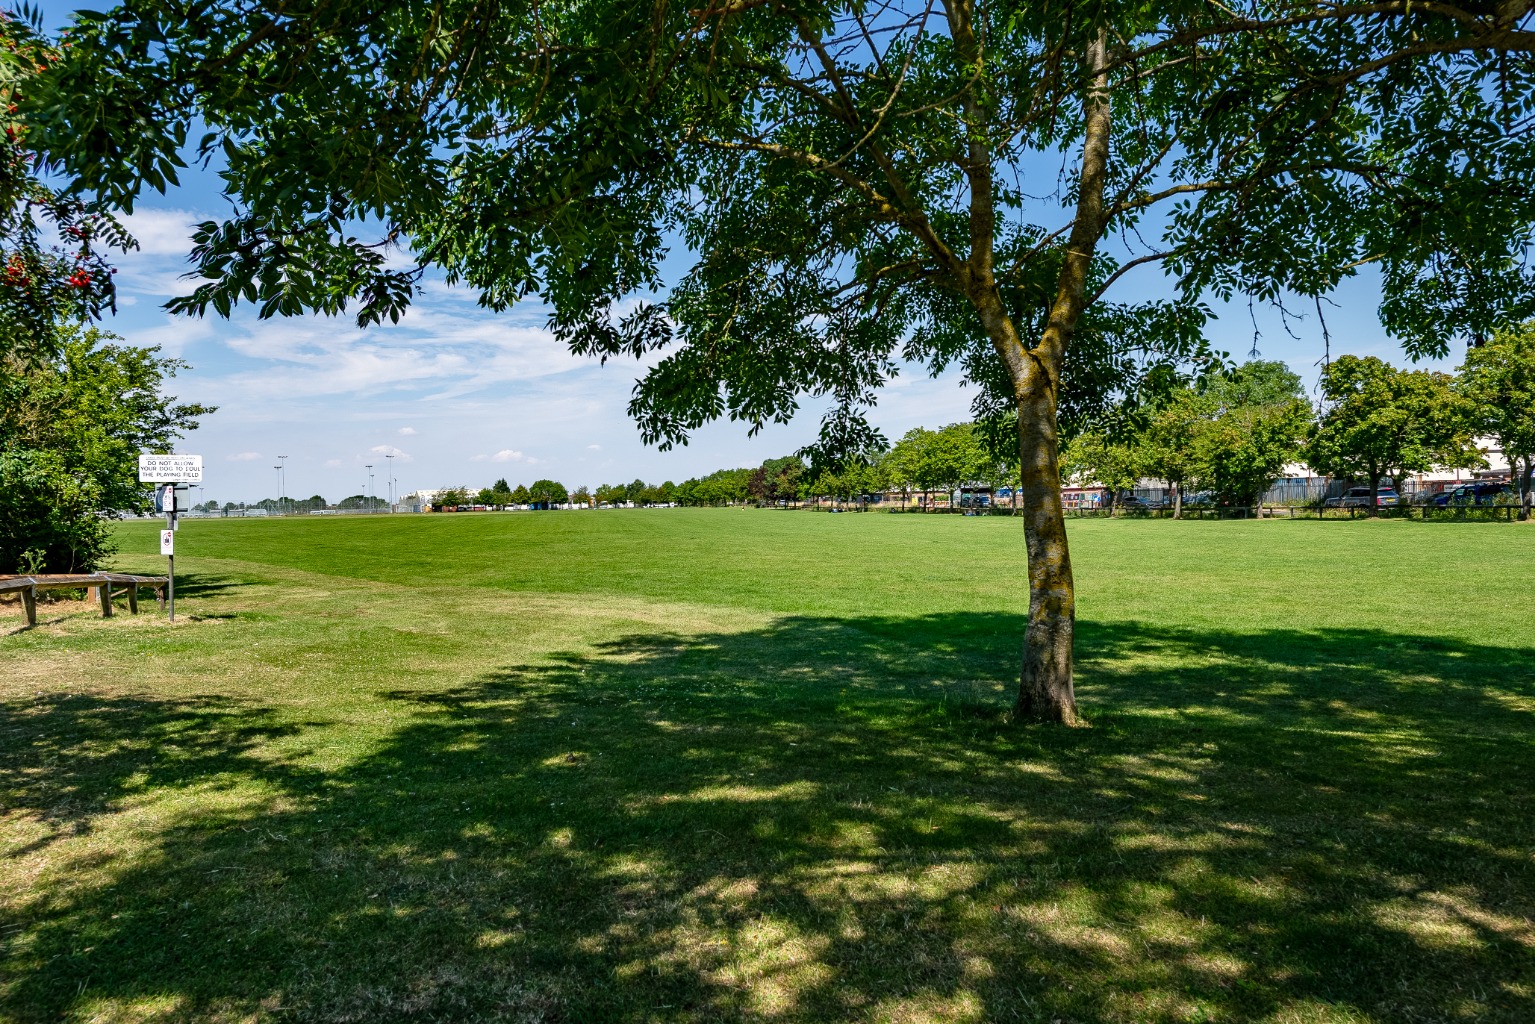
[196,307,589,404]
[369,444,412,461]
[323,459,343,469]
[489,449,535,463]
[227,451,263,461]
[398,426,417,436]
[124,315,218,359]
[587,444,602,451]
[122,208,207,257]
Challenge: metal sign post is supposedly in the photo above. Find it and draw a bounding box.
[140,454,200,622]
[160,526,175,620]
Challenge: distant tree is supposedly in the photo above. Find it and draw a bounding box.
[292,493,326,512]
[1061,431,1140,515]
[492,477,510,493]
[1139,389,1207,518]
[922,424,989,507]
[528,479,568,508]
[657,481,676,504]
[433,487,469,508]
[474,487,497,505]
[1195,361,1312,514]
[884,429,931,508]
[693,468,751,505]
[339,493,388,510]
[571,485,592,507]
[749,455,806,505]
[1308,356,1481,514]
[510,484,531,505]
[1459,324,1535,521]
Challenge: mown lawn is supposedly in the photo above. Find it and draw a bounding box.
[2,510,1532,1023]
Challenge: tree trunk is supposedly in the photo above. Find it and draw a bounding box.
[1368,469,1380,518]
[943,22,1106,724]
[1172,482,1182,520]
[1015,383,1080,725]
[1519,457,1533,523]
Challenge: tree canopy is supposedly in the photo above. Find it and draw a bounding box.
[1192,361,1311,511]
[0,13,131,359]
[1307,355,1481,510]
[1,322,211,571]
[1459,323,1535,520]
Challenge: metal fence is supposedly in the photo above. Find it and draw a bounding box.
[151,506,403,519]
[884,503,1528,521]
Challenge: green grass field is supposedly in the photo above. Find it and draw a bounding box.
[3,510,1533,1024]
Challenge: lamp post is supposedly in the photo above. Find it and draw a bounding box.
[365,464,374,513]
[385,453,396,510]
[276,454,288,514]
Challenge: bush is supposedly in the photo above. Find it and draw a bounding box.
[0,447,111,573]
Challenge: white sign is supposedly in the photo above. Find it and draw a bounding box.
[139,454,203,483]
[160,529,175,556]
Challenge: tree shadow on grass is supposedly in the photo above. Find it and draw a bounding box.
[2,616,1532,1023]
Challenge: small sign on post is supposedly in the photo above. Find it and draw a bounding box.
[140,453,198,622]
[138,454,203,483]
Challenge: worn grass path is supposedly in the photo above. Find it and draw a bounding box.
[2,510,1533,1024]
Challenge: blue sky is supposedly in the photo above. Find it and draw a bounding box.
[45,6,1457,506]
[103,198,1443,506]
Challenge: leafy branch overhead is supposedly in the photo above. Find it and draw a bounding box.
[0,10,134,359]
[29,1,1535,445]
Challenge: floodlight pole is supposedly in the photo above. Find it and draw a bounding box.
[277,454,288,514]
[366,464,374,512]
[385,453,396,509]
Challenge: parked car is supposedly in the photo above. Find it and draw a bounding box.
[1326,486,1400,508]
[1116,495,1153,510]
[1431,482,1513,506]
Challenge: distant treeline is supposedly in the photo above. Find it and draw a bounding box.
[445,423,1012,509]
[193,495,388,512]
[432,336,1535,519]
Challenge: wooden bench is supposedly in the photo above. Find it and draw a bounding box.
[1,573,170,628]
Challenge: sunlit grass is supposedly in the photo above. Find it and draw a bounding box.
[2,510,1532,1022]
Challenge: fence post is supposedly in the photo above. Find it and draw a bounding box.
[21,585,37,627]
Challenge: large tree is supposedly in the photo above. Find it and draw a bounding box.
[1307,355,1480,511]
[1,322,211,571]
[1459,323,1535,521]
[32,0,1535,721]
